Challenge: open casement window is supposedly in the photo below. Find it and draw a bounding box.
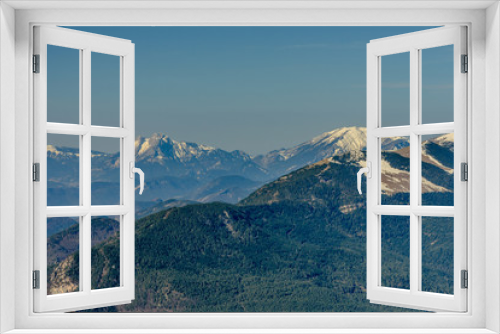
[33,26,141,312]
[364,26,467,312]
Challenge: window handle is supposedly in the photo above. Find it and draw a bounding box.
[357,162,371,195]
[129,162,145,195]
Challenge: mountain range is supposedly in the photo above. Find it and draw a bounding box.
[47,141,454,312]
[48,127,411,206]
[253,127,408,177]
[47,127,453,211]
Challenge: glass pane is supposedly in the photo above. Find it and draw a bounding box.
[381,52,410,127]
[421,133,454,206]
[421,217,454,294]
[91,137,121,205]
[92,52,120,127]
[47,134,80,206]
[47,216,80,295]
[381,136,410,205]
[47,45,80,124]
[91,216,121,290]
[381,215,410,290]
[421,45,454,124]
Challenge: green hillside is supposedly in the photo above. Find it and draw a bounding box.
[47,217,121,295]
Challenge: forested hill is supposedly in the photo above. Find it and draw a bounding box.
[49,148,453,312]
[240,152,364,208]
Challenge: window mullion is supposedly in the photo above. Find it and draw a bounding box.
[409,47,420,294]
[78,48,84,291]
[81,214,91,293]
[82,48,92,294]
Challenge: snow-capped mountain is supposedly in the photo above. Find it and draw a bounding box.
[136,133,217,161]
[253,127,408,177]
[135,133,269,181]
[311,132,455,197]
[428,133,454,152]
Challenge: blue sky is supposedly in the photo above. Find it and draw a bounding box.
[48,26,453,155]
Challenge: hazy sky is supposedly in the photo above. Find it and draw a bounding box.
[48,26,453,155]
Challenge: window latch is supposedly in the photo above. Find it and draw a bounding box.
[357,162,371,195]
[129,162,145,195]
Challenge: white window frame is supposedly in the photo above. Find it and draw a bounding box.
[0,1,498,333]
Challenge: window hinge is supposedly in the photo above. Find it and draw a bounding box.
[461,54,468,73]
[33,54,40,73]
[33,163,40,182]
[33,270,40,289]
[461,270,468,289]
[461,162,468,182]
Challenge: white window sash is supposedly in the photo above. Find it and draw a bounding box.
[32,26,136,313]
[366,26,468,312]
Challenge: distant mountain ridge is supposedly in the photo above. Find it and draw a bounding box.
[253,127,409,177]
[47,127,417,206]
[135,133,268,181]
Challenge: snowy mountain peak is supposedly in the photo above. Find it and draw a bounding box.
[135,133,218,161]
[47,144,59,153]
[47,145,79,156]
[429,133,454,147]
[283,126,370,157]
[308,126,367,149]
[131,132,269,181]
[253,126,409,177]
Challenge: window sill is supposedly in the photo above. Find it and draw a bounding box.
[4,329,497,334]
